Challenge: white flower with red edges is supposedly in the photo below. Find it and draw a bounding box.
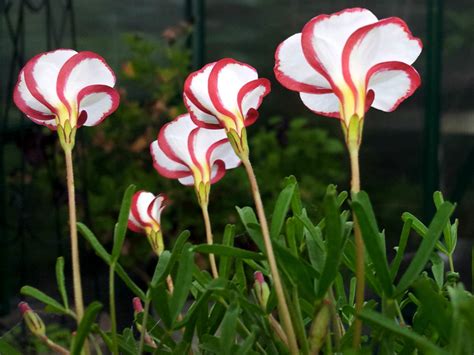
[183,58,271,157]
[13,49,119,147]
[150,113,240,205]
[128,191,168,255]
[274,8,422,128]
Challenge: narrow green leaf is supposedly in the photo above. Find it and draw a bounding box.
[78,222,145,300]
[219,302,240,355]
[402,212,449,254]
[430,253,444,289]
[21,286,69,315]
[286,217,298,256]
[55,257,69,310]
[316,185,345,298]
[270,180,296,240]
[304,223,325,273]
[390,219,412,281]
[70,301,103,355]
[150,250,171,289]
[352,191,393,296]
[359,309,445,354]
[192,244,265,261]
[151,283,172,328]
[433,191,454,254]
[395,202,455,295]
[236,206,264,251]
[170,243,194,322]
[296,211,325,254]
[219,224,236,279]
[334,273,347,304]
[111,184,136,263]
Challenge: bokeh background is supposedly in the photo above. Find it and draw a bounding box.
[1,0,473,348]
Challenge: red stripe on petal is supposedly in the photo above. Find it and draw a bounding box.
[210,160,226,184]
[77,84,120,126]
[183,62,216,116]
[236,78,271,126]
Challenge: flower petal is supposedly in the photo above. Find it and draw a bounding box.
[24,49,77,111]
[183,93,221,129]
[299,92,341,118]
[367,62,421,112]
[13,71,55,121]
[147,194,167,225]
[343,17,422,87]
[274,33,331,93]
[178,175,195,186]
[237,78,271,126]
[301,8,378,87]
[131,191,155,228]
[77,85,120,126]
[57,52,116,109]
[150,138,192,180]
[183,62,218,121]
[208,58,258,118]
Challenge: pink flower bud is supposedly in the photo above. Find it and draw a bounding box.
[254,272,270,309]
[18,302,45,337]
[132,297,144,314]
[254,271,265,285]
[18,301,31,315]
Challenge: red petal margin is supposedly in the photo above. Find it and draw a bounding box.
[127,220,144,234]
[301,8,372,106]
[366,61,421,112]
[150,140,192,180]
[273,35,333,94]
[183,62,216,117]
[210,160,227,184]
[188,128,206,180]
[236,78,271,127]
[208,58,258,123]
[341,17,423,109]
[56,51,116,114]
[13,70,55,122]
[184,94,221,130]
[76,84,120,127]
[130,191,147,231]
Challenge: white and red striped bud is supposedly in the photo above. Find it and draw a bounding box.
[254,271,270,309]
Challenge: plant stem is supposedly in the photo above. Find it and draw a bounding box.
[109,264,119,355]
[39,335,70,354]
[349,146,365,348]
[448,254,455,273]
[241,157,299,354]
[64,148,85,322]
[138,296,151,355]
[200,203,219,279]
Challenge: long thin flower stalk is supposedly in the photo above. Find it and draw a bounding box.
[241,157,299,354]
[200,203,219,279]
[349,146,365,348]
[64,148,85,323]
[109,265,119,355]
[138,297,151,355]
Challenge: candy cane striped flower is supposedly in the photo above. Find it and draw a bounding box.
[13,49,119,149]
[274,8,422,148]
[128,191,168,255]
[150,114,240,206]
[183,58,271,158]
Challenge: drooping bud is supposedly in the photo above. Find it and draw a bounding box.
[132,297,144,315]
[254,271,270,309]
[18,302,46,337]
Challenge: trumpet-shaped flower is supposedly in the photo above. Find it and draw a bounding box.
[150,114,240,205]
[13,49,119,148]
[183,58,271,157]
[274,8,422,144]
[128,191,168,255]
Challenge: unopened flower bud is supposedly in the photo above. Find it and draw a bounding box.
[254,271,270,309]
[132,297,144,315]
[18,302,46,337]
[309,300,331,353]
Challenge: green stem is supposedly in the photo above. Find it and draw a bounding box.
[349,146,365,349]
[64,148,85,323]
[448,254,455,273]
[109,264,119,355]
[138,296,151,355]
[241,157,299,354]
[200,202,219,279]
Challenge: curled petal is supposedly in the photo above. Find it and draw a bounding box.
[77,85,120,127]
[128,191,167,233]
[367,62,421,112]
[274,33,331,93]
[237,78,271,126]
[184,63,218,121]
[184,93,221,129]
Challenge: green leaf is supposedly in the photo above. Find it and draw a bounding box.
[236,206,264,251]
[359,309,445,354]
[78,222,146,300]
[150,250,171,289]
[0,339,21,355]
[70,301,103,355]
[151,283,172,329]
[430,253,444,289]
[317,185,345,298]
[192,244,265,261]
[286,217,298,256]
[304,223,325,273]
[170,243,194,323]
[55,257,69,310]
[390,218,412,281]
[219,302,240,355]
[270,180,296,240]
[111,184,136,263]
[219,224,236,279]
[21,286,70,315]
[402,212,449,254]
[352,191,393,297]
[395,202,455,295]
